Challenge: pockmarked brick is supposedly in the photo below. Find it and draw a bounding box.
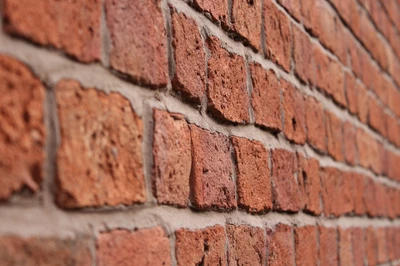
[193,0,229,27]
[276,0,301,21]
[3,0,101,63]
[250,63,281,132]
[105,0,168,87]
[343,121,357,166]
[297,154,321,215]
[271,149,301,212]
[175,225,227,266]
[264,0,292,72]
[282,80,306,144]
[294,226,318,266]
[0,55,46,200]
[305,96,326,152]
[325,111,344,162]
[98,227,171,266]
[152,109,191,207]
[171,10,206,102]
[227,225,266,266]
[339,228,354,266]
[0,236,92,266]
[352,228,366,266]
[319,226,338,266]
[231,0,262,50]
[190,125,236,210]
[55,80,145,208]
[231,137,272,213]
[293,26,314,84]
[266,224,294,266]
[206,36,250,123]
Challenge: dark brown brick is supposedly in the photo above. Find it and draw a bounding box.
[56,80,145,208]
[190,125,236,210]
[305,96,326,152]
[231,137,272,213]
[152,109,191,207]
[319,226,338,266]
[294,226,318,266]
[325,111,344,162]
[105,0,168,87]
[206,36,250,123]
[266,224,294,266]
[0,55,46,200]
[297,154,321,215]
[98,227,171,266]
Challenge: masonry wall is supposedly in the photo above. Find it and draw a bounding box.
[0,0,399,265]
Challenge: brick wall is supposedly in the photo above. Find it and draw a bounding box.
[0,0,399,265]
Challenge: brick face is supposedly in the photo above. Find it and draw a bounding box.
[266,224,294,266]
[294,226,318,266]
[297,155,321,215]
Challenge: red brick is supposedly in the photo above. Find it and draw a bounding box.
[152,109,191,207]
[206,36,250,123]
[250,64,281,132]
[98,227,171,266]
[344,73,359,115]
[321,168,353,217]
[0,236,92,266]
[386,114,400,147]
[366,227,378,266]
[231,137,272,213]
[3,0,101,63]
[231,0,262,50]
[386,186,398,219]
[388,83,400,117]
[376,228,388,264]
[305,96,326,152]
[352,173,366,215]
[293,26,315,84]
[282,80,306,144]
[325,111,344,162]
[364,179,386,217]
[190,125,236,210]
[227,225,266,266]
[105,0,168,87]
[319,226,338,266]
[297,154,321,215]
[357,84,369,124]
[193,0,229,27]
[356,128,381,174]
[266,224,294,266]
[381,1,400,30]
[386,227,397,261]
[294,226,318,266]
[330,0,361,41]
[339,228,354,266]
[314,47,346,107]
[0,55,46,200]
[389,53,400,87]
[276,0,301,21]
[347,34,363,78]
[264,0,292,71]
[343,121,357,165]
[175,225,227,266]
[368,96,387,136]
[271,149,301,212]
[56,80,145,208]
[387,150,400,182]
[171,10,206,102]
[352,228,366,266]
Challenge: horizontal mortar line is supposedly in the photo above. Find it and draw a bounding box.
[167,0,400,155]
[0,205,399,238]
[0,30,399,189]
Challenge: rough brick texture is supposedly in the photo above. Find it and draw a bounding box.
[266,224,294,266]
[294,226,318,266]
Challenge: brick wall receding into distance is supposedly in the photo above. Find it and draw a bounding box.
[0,0,400,265]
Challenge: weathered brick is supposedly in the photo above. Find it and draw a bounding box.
[175,225,227,266]
[343,121,357,166]
[56,80,145,208]
[3,0,101,63]
[325,111,344,162]
[193,0,229,27]
[105,0,168,87]
[356,128,381,174]
[98,227,171,266]
[171,10,206,102]
[227,225,266,266]
[250,63,281,132]
[231,0,262,50]
[364,179,385,217]
[0,55,46,201]
[353,173,366,215]
[293,26,315,84]
[276,0,301,21]
[264,0,292,71]
[368,96,387,136]
[319,226,338,266]
[282,80,306,144]
[339,228,354,266]
[271,149,301,212]
[152,109,191,207]
[366,227,378,266]
[352,228,366,266]
[344,73,358,115]
[231,137,272,213]
[297,154,321,215]
[206,36,250,123]
[314,47,346,107]
[0,235,92,266]
[190,125,236,210]
[266,224,294,266]
[305,96,326,152]
[294,226,318,266]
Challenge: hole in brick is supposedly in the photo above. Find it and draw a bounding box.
[302,170,308,185]
[292,117,297,131]
[247,0,254,6]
